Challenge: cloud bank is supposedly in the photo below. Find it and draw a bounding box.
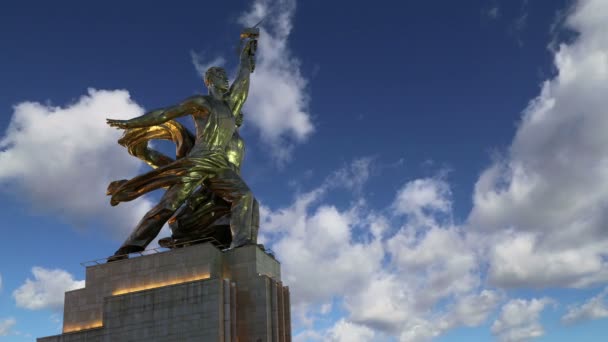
[491,298,554,342]
[261,161,498,341]
[469,0,608,289]
[0,89,153,238]
[13,267,84,311]
[260,1,608,334]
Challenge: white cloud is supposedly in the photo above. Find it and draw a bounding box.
[469,0,608,288]
[0,89,153,238]
[449,290,503,327]
[325,157,373,193]
[272,203,384,306]
[13,267,84,311]
[326,319,376,342]
[488,231,606,288]
[492,298,553,342]
[190,51,225,79]
[262,168,495,341]
[293,329,323,342]
[238,0,314,162]
[562,287,608,324]
[0,318,16,336]
[386,225,479,308]
[393,178,451,223]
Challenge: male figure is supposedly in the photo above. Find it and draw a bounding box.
[106,37,258,260]
[166,110,260,247]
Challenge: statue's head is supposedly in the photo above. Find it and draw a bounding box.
[204,67,229,94]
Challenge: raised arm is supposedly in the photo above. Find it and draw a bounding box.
[107,96,210,129]
[227,39,257,115]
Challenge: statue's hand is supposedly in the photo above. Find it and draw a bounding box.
[106,119,131,129]
[246,39,257,57]
[242,39,257,72]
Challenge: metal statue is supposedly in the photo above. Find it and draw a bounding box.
[105,26,260,261]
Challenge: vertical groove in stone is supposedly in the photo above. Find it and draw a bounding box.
[277,282,285,342]
[230,282,237,342]
[271,280,279,342]
[223,279,231,342]
[284,286,291,342]
[265,277,272,342]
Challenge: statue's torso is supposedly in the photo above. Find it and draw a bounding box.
[190,96,235,156]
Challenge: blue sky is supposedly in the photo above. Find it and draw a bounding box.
[1,0,608,341]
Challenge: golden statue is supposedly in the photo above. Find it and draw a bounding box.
[105,28,260,261]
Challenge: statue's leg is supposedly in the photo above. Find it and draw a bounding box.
[206,170,256,248]
[111,180,200,258]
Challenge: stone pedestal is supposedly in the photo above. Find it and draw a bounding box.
[37,243,291,342]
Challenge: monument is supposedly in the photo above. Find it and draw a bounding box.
[38,22,292,342]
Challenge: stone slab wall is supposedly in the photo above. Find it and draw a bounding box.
[38,243,291,342]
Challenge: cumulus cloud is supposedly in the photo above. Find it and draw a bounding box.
[272,202,384,306]
[562,287,608,324]
[13,267,85,311]
[221,0,313,162]
[262,168,496,341]
[325,319,376,342]
[469,0,608,288]
[488,231,606,288]
[260,159,381,307]
[0,89,153,238]
[491,298,554,342]
[385,226,479,309]
[0,318,16,336]
[448,290,503,327]
[343,179,492,341]
[393,177,452,224]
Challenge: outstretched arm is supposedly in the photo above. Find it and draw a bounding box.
[107,96,210,129]
[228,39,257,115]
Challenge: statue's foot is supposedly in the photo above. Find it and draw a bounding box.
[106,254,128,263]
[106,245,144,263]
[158,237,177,248]
[228,239,257,250]
[159,236,208,249]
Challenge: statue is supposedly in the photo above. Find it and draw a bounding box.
[105,27,260,261]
